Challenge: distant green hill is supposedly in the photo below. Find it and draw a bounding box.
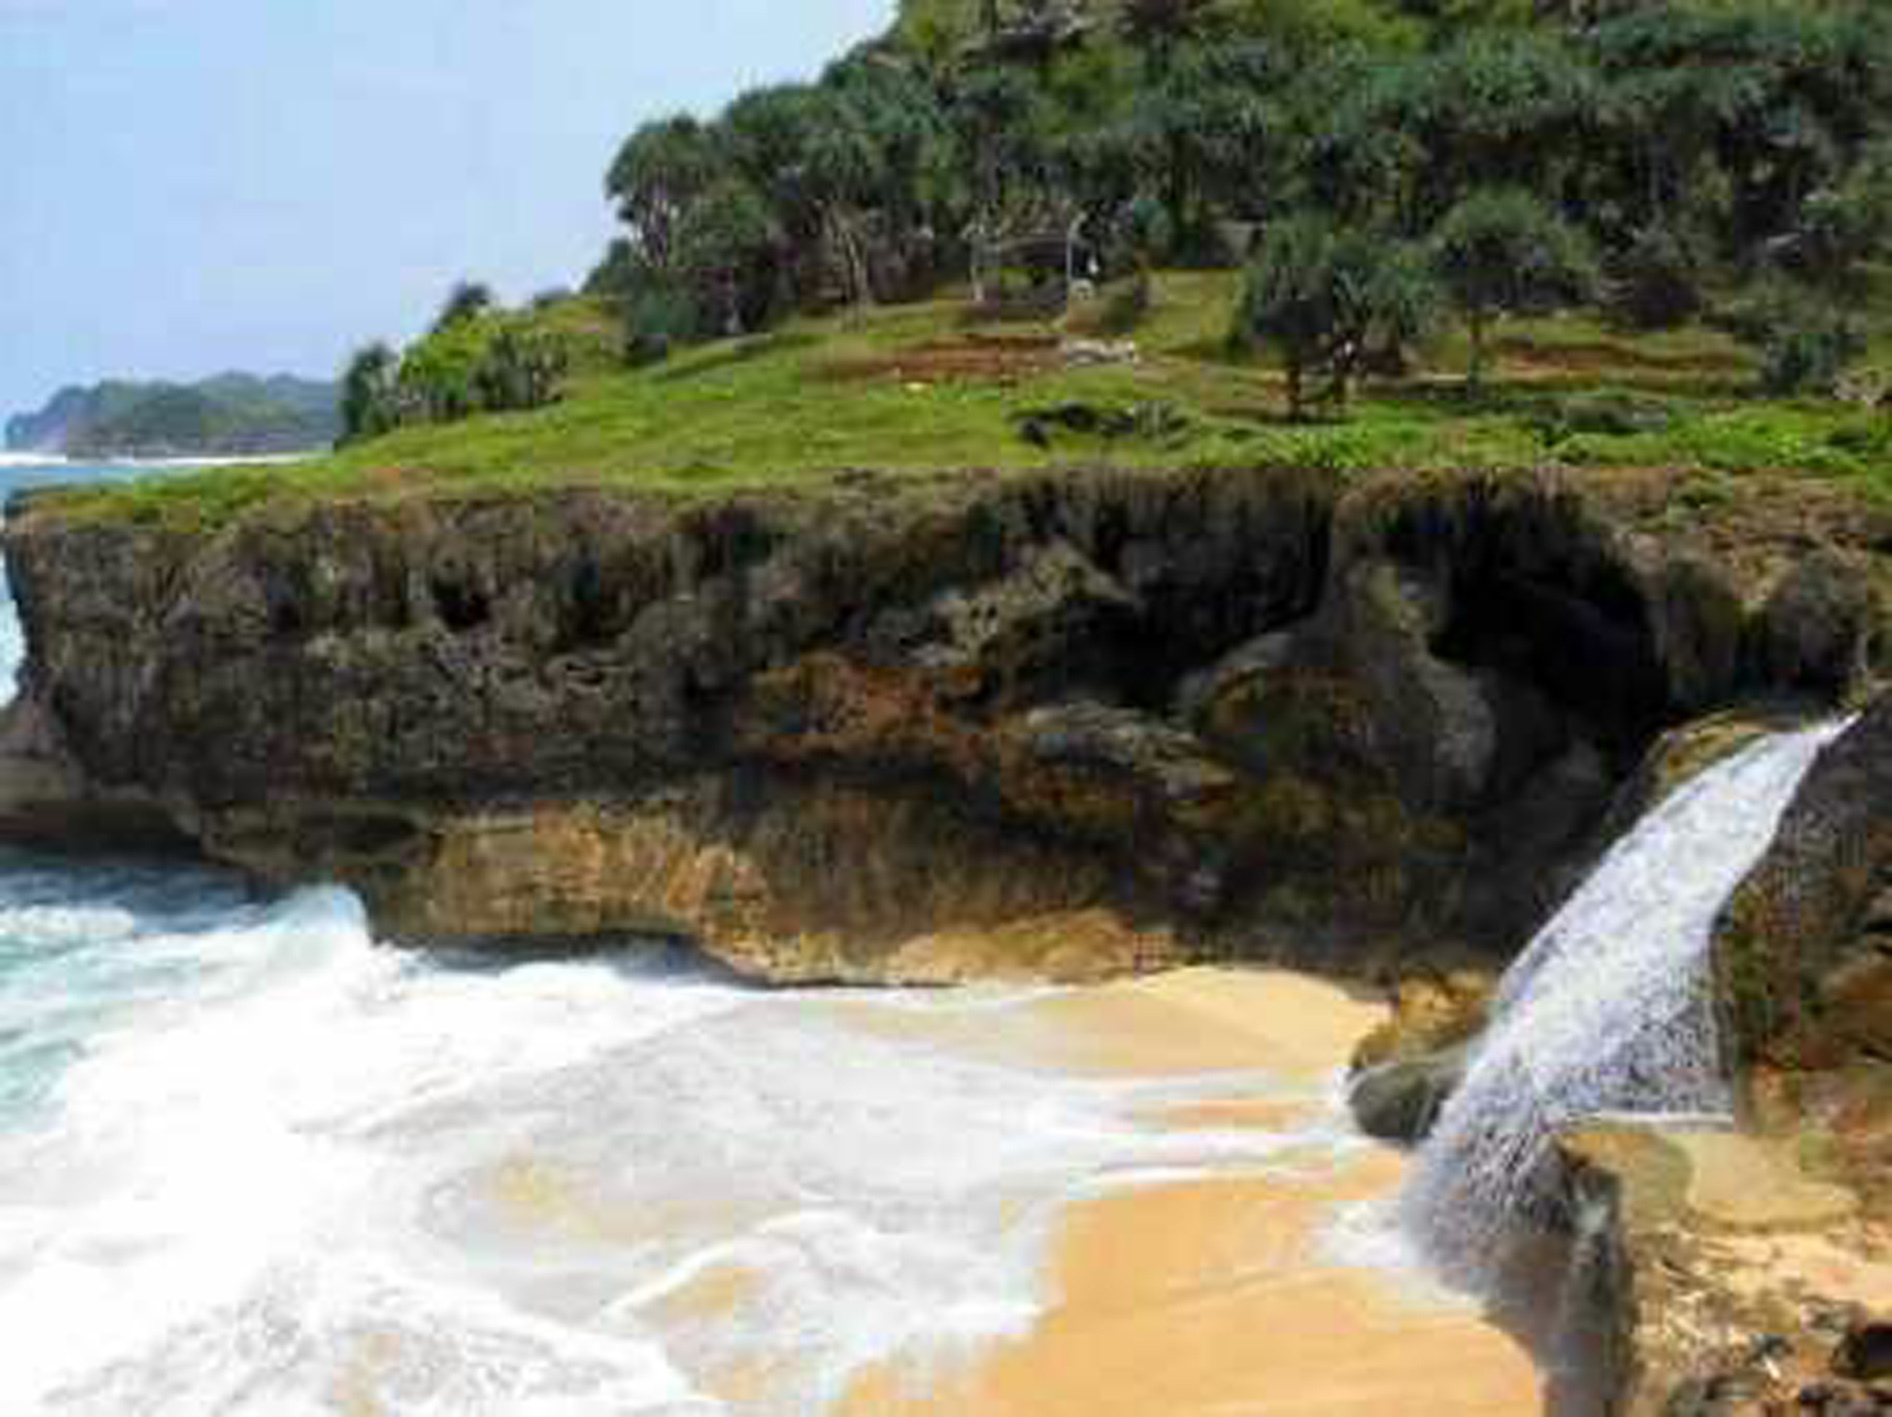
[5,373,340,458]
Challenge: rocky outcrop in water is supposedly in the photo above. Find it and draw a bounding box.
[1,464,1885,982]
[1346,971,1491,1142]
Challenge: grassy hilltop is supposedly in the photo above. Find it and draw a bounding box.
[45,0,1892,527]
[56,269,1892,529]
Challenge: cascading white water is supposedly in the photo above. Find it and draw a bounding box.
[1399,719,1850,1278]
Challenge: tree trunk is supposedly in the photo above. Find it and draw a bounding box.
[1468,310,1487,391]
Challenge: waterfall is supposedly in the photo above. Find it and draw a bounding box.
[1399,719,1850,1279]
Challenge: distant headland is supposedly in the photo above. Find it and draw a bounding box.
[5,373,339,460]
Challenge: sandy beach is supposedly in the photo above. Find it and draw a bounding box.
[835,969,1543,1417]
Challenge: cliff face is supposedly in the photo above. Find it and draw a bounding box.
[3,464,1885,982]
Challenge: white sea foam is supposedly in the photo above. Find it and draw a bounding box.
[0,452,323,470]
[0,873,1340,1414]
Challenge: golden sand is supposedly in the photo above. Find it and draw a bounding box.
[836,968,1544,1417]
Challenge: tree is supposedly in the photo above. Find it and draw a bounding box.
[1772,140,1892,299]
[1309,34,1596,234]
[433,281,494,334]
[1609,224,1704,331]
[1431,189,1597,387]
[951,67,1053,246]
[1589,3,1892,257]
[605,116,726,276]
[1122,42,1276,259]
[339,343,397,445]
[676,178,783,336]
[1233,214,1439,419]
[824,56,955,297]
[1120,0,1213,76]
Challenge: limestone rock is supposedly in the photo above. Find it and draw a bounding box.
[1754,550,1882,702]
[2,465,1885,981]
[1351,972,1494,1072]
[1715,693,1892,1088]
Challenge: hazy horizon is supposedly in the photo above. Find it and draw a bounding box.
[0,0,894,418]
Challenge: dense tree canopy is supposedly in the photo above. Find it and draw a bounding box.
[340,285,572,444]
[571,0,1888,382]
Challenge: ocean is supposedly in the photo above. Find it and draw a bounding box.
[0,461,1407,1414]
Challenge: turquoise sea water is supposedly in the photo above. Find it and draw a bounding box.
[0,460,249,1125]
[0,462,1353,1415]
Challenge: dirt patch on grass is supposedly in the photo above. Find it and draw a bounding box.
[1492,335,1747,378]
[819,332,1066,386]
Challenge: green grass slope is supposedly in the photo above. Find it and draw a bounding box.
[41,276,1892,530]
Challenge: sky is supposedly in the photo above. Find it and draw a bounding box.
[0,0,895,417]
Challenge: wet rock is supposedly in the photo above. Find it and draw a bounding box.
[1352,972,1493,1073]
[1715,693,1892,1101]
[1795,1380,1886,1415]
[1665,1371,1771,1415]
[1834,1322,1892,1382]
[1174,631,1297,739]
[1348,1045,1468,1143]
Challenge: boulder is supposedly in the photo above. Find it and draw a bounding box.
[1713,693,1892,1214]
[1716,694,1892,1080]
[1349,1045,1468,1143]
[1753,550,1882,702]
[1833,1321,1892,1383]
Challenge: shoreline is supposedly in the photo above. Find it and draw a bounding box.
[0,451,327,469]
[825,968,1544,1416]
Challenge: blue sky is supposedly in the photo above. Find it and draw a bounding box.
[0,0,894,416]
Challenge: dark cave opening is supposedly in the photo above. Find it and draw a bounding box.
[432,576,492,634]
[1432,560,1674,763]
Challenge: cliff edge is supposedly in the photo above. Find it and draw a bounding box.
[1,463,1885,984]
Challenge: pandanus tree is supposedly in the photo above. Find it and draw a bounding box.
[1430,189,1597,388]
[339,343,397,446]
[432,281,494,335]
[1120,0,1213,76]
[675,178,782,336]
[1234,213,1440,420]
[1122,42,1275,260]
[604,116,727,278]
[1587,2,1892,257]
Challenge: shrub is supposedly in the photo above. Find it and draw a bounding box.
[623,284,702,366]
[1723,284,1869,396]
[1096,272,1153,336]
[1757,315,1867,397]
[1609,227,1704,331]
[1535,389,1677,442]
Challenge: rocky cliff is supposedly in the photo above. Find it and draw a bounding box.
[1715,690,1892,1218]
[2,463,1885,984]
